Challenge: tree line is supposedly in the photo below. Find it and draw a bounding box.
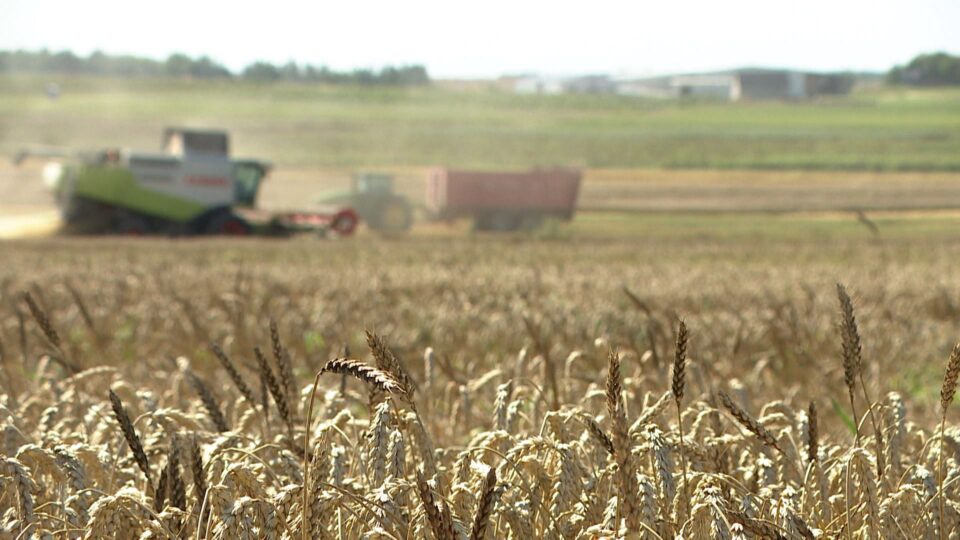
[888,52,960,86]
[0,49,430,86]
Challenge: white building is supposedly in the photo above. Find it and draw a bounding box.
[615,69,853,101]
[511,76,565,95]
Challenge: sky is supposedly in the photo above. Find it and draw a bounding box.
[2,0,958,79]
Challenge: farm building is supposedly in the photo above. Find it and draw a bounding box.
[617,69,853,101]
[505,75,566,95]
[504,74,616,95]
[671,74,741,100]
[504,69,853,100]
[563,75,617,94]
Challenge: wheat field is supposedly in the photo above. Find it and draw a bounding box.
[1,236,959,539]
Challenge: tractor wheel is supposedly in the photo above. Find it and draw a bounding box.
[373,198,413,233]
[205,212,251,236]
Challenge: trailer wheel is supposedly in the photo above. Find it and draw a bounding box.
[519,214,545,231]
[475,212,521,232]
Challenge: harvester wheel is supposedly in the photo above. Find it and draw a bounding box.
[60,197,113,233]
[205,212,251,236]
[114,214,151,236]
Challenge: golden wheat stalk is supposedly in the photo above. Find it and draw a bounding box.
[366,331,418,396]
[577,413,614,455]
[107,389,153,489]
[270,318,297,414]
[320,358,408,397]
[254,346,293,430]
[209,343,259,407]
[22,291,79,374]
[837,283,862,445]
[470,467,498,540]
[807,401,819,465]
[718,389,783,453]
[185,370,230,433]
[672,320,691,521]
[606,350,642,533]
[836,283,885,483]
[416,470,456,540]
[937,343,960,540]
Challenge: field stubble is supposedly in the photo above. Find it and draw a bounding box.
[1,236,960,538]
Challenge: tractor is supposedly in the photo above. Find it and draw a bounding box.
[315,173,414,233]
[14,128,359,237]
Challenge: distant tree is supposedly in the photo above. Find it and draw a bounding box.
[164,53,193,77]
[87,51,108,74]
[888,52,960,86]
[51,51,83,73]
[353,68,376,85]
[279,61,301,81]
[0,48,429,86]
[396,65,429,85]
[242,61,281,81]
[189,56,232,78]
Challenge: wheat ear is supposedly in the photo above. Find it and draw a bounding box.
[836,284,885,482]
[807,401,819,465]
[209,343,258,407]
[366,331,417,395]
[937,343,960,540]
[108,389,152,490]
[606,350,641,533]
[470,467,498,540]
[270,318,297,417]
[255,346,293,430]
[416,470,456,540]
[185,371,229,433]
[672,320,691,521]
[717,390,783,453]
[23,291,79,374]
[321,358,408,397]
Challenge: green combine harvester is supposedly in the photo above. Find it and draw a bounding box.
[15,128,359,237]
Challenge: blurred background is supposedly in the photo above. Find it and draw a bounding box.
[1,0,959,239]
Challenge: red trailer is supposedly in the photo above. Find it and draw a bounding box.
[426,168,581,231]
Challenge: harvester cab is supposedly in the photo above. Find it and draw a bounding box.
[161,128,271,208]
[14,128,358,237]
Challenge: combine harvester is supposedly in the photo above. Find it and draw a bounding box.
[14,128,359,237]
